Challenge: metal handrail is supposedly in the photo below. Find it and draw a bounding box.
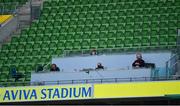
[0,76,180,87]
[165,53,179,78]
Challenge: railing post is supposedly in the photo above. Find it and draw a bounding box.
[115,78,117,82]
[130,77,132,82]
[72,80,74,84]
[166,61,169,79]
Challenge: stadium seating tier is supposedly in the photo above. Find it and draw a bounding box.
[0,0,179,86]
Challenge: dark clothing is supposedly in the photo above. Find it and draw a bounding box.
[50,67,60,71]
[132,59,145,68]
[96,65,104,70]
[36,65,43,72]
[11,68,23,82]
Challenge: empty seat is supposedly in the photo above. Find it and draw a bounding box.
[98,39,107,48]
[73,40,81,50]
[115,37,124,48]
[81,40,90,49]
[90,39,98,49]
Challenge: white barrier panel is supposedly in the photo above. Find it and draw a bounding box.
[31,68,152,85]
[52,52,171,72]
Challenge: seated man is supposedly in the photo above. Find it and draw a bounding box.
[90,49,97,55]
[132,53,145,68]
[50,64,60,71]
[96,63,104,70]
[11,67,24,82]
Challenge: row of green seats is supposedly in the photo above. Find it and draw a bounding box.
[0,73,30,84]
[43,0,179,7]
[20,27,177,37]
[39,15,179,25]
[0,0,28,14]
[11,32,176,44]
[42,6,180,16]
[1,36,175,51]
[35,21,178,31]
[0,54,51,63]
[0,48,54,58]
[34,22,178,31]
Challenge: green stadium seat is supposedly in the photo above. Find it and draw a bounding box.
[168,35,177,45]
[40,42,48,50]
[159,15,168,21]
[1,43,10,51]
[26,36,34,42]
[16,50,24,57]
[107,32,116,40]
[76,26,83,33]
[90,5,98,11]
[58,34,66,41]
[49,42,57,50]
[81,40,90,49]
[7,51,16,57]
[54,49,63,56]
[93,19,101,26]
[11,36,19,44]
[151,36,159,46]
[124,37,133,47]
[168,21,177,28]
[159,35,168,45]
[125,23,134,30]
[151,15,159,22]
[98,4,106,11]
[94,12,102,19]
[77,19,84,26]
[33,42,41,50]
[73,40,81,50]
[133,37,141,47]
[142,36,150,46]
[86,12,94,19]
[84,26,92,33]
[18,65,26,74]
[90,39,98,49]
[169,28,177,36]
[108,25,117,32]
[90,33,98,39]
[65,34,74,40]
[102,12,110,19]
[107,38,115,48]
[85,19,92,25]
[100,25,107,32]
[0,74,8,82]
[99,39,107,48]
[74,33,82,40]
[115,37,124,48]
[65,40,73,50]
[81,33,89,40]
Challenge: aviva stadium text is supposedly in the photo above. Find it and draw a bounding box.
[0,85,93,102]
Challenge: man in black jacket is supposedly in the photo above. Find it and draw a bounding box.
[96,63,104,70]
[50,64,60,71]
[132,53,145,68]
